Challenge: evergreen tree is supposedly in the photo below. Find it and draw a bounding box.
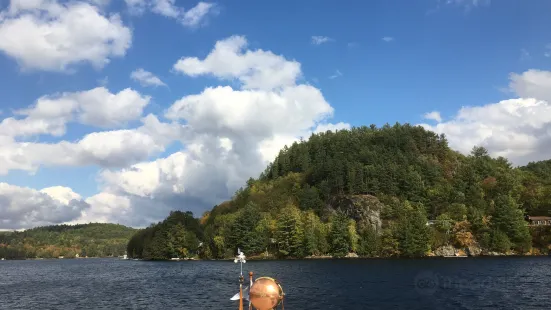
[358,225,380,257]
[230,202,264,254]
[275,204,304,257]
[397,202,430,257]
[329,211,350,258]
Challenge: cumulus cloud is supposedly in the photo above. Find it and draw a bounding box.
[0,0,132,72]
[0,183,89,230]
[509,69,551,103]
[0,87,150,138]
[130,68,166,87]
[0,114,181,175]
[80,36,347,226]
[0,35,348,228]
[65,192,132,225]
[311,36,332,45]
[173,35,302,90]
[420,69,551,165]
[313,122,351,133]
[165,85,332,137]
[424,111,442,122]
[181,1,216,27]
[124,0,216,27]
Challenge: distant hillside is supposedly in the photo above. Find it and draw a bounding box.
[0,223,137,259]
[127,123,551,260]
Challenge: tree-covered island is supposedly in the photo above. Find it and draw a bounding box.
[0,223,136,259]
[126,124,551,260]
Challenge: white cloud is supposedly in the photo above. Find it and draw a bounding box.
[520,48,530,61]
[81,36,346,226]
[151,0,180,18]
[130,68,166,87]
[311,36,332,45]
[424,111,442,122]
[165,85,332,137]
[329,70,342,79]
[0,0,132,72]
[173,35,302,90]
[124,0,147,15]
[313,122,351,133]
[0,35,348,228]
[40,186,83,204]
[0,114,181,175]
[382,36,394,42]
[509,69,551,104]
[0,183,89,230]
[0,87,150,138]
[65,192,132,225]
[420,69,551,165]
[445,0,491,8]
[98,76,109,86]
[181,2,216,27]
[124,0,216,27]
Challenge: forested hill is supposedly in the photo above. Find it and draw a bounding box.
[0,223,136,259]
[127,123,551,260]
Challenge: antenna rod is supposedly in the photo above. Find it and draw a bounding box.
[234,248,246,310]
[249,272,253,310]
[239,275,244,310]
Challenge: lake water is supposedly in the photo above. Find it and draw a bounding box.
[1,257,550,309]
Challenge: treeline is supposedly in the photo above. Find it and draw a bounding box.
[0,223,136,259]
[127,123,551,260]
[127,211,203,260]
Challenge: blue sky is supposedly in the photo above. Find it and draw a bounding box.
[1,0,551,229]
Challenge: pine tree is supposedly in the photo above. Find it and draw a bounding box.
[329,211,350,258]
[358,225,380,257]
[230,202,263,254]
[302,210,323,256]
[397,202,430,257]
[491,195,531,252]
[276,204,304,258]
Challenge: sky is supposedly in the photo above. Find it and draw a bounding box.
[1,0,551,230]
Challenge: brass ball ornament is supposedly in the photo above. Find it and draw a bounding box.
[249,277,285,310]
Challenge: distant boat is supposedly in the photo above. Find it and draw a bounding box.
[1,258,5,261]
[122,254,128,260]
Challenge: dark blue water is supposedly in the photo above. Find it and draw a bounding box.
[1,257,551,309]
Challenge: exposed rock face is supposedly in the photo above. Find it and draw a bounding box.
[346,252,359,258]
[328,195,383,233]
[434,245,457,257]
[466,244,482,257]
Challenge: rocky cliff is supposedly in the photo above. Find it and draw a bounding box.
[328,195,383,232]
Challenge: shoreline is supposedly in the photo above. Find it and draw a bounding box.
[2,254,549,261]
[132,252,551,262]
[3,249,549,261]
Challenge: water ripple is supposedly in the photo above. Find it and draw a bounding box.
[1,257,551,309]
